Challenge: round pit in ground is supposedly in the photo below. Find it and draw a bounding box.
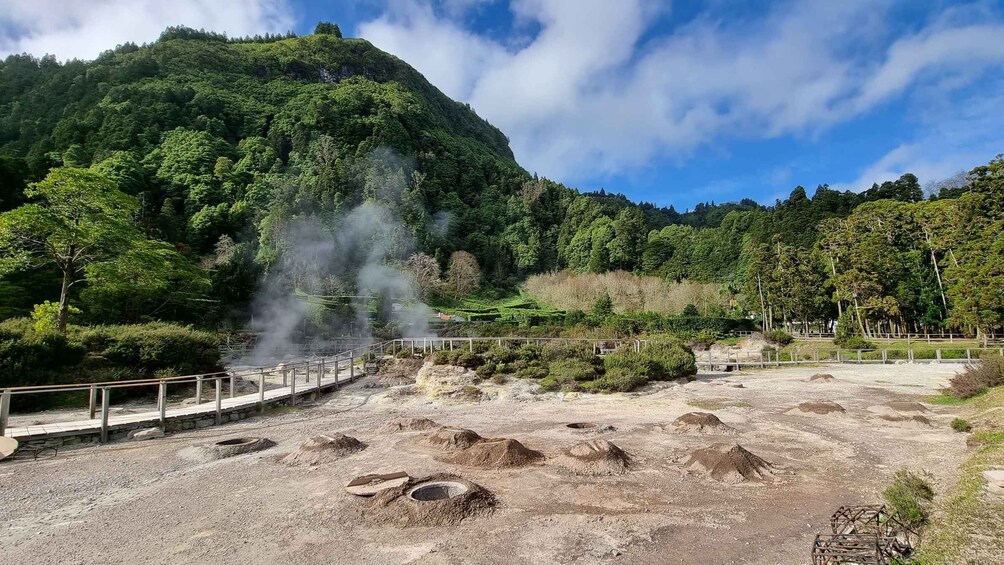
[407,481,469,501]
[208,437,275,458]
[566,422,596,429]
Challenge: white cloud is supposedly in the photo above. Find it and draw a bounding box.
[0,0,295,61]
[358,0,1004,186]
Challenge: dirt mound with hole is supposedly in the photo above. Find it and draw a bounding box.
[789,401,845,415]
[423,427,483,451]
[809,373,836,382]
[866,404,931,426]
[673,412,737,435]
[281,433,366,466]
[556,439,631,475]
[364,473,496,527]
[684,443,774,482]
[379,417,440,433]
[442,437,544,469]
[883,401,928,413]
[180,437,275,462]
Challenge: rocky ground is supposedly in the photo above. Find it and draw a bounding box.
[0,363,971,564]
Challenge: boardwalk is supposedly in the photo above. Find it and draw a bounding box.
[3,362,362,447]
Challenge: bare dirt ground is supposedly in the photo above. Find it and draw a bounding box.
[0,363,969,564]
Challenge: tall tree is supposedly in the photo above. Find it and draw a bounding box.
[0,168,142,332]
[446,250,480,299]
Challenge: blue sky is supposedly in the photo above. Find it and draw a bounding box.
[2,1,1003,210]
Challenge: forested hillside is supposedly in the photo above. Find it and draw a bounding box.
[0,23,1001,342]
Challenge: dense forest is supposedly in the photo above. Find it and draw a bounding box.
[1,23,1002,343]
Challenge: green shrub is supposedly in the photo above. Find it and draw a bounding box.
[490,373,507,385]
[541,341,595,362]
[31,300,81,332]
[692,328,721,348]
[883,469,935,529]
[836,335,875,350]
[475,362,497,379]
[582,372,648,393]
[762,329,794,346]
[642,337,697,380]
[79,323,221,376]
[515,366,549,380]
[603,347,657,380]
[431,350,452,365]
[0,320,87,387]
[548,358,599,383]
[950,418,972,432]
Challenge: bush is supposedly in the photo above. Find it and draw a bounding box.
[951,418,972,432]
[475,362,497,379]
[836,335,875,350]
[541,341,595,362]
[642,337,697,380]
[949,354,1004,398]
[603,347,657,380]
[691,328,721,349]
[79,323,221,376]
[883,469,935,529]
[515,366,549,380]
[0,320,87,387]
[547,358,599,383]
[762,329,794,346]
[431,349,484,369]
[581,372,648,393]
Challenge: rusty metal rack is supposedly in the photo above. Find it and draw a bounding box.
[810,533,907,565]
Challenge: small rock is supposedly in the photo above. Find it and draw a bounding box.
[730,384,745,388]
[984,470,1004,496]
[128,427,164,441]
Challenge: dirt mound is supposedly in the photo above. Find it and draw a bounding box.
[879,414,931,425]
[685,443,774,482]
[673,412,737,434]
[867,404,931,426]
[809,373,836,382]
[442,438,544,469]
[424,427,483,451]
[883,401,928,413]
[791,401,845,415]
[281,433,366,466]
[364,473,496,527]
[556,439,631,475]
[379,417,440,433]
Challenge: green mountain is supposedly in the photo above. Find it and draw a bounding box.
[1,24,998,341]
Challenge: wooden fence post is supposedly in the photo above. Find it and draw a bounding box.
[350,356,355,380]
[214,378,222,425]
[100,387,110,443]
[0,389,10,436]
[290,368,297,405]
[196,376,203,405]
[89,384,97,419]
[936,349,942,363]
[258,370,266,412]
[158,381,167,426]
[229,374,235,399]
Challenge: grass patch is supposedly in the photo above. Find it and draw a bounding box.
[913,386,1004,563]
[686,398,751,410]
[926,393,976,406]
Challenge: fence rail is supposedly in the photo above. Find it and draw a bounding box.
[697,346,1002,369]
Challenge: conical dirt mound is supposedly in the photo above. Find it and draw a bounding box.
[424,427,483,451]
[556,439,631,475]
[379,417,440,433]
[442,438,544,469]
[281,433,366,466]
[685,443,774,483]
[809,373,835,382]
[673,412,737,434]
[364,473,496,527]
[791,400,845,415]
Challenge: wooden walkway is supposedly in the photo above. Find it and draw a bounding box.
[3,364,360,445]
